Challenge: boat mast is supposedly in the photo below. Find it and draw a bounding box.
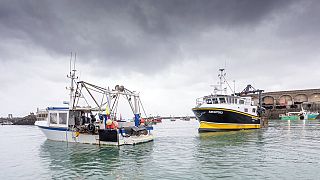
[68,52,77,110]
[216,68,235,95]
[133,91,140,126]
[217,68,227,95]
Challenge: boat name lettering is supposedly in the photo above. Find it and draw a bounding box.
[208,110,223,114]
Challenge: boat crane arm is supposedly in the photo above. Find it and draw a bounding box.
[73,80,145,120]
[125,94,135,114]
[81,82,101,108]
[235,84,264,96]
[138,97,148,118]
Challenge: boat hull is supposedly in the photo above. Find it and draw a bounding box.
[280,115,300,120]
[308,113,319,120]
[280,113,319,120]
[37,125,154,146]
[192,108,260,132]
[199,121,261,132]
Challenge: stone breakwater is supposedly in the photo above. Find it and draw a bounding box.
[0,114,37,125]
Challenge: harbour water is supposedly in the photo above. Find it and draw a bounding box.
[1,119,320,179]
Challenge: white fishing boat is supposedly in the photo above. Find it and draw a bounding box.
[35,56,154,146]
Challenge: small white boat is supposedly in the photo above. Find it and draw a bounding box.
[183,116,190,121]
[35,57,154,146]
[170,118,176,121]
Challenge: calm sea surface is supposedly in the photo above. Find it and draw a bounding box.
[1,119,320,179]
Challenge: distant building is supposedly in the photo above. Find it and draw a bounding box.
[250,88,320,109]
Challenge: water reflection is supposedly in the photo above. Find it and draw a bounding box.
[198,129,260,146]
[194,129,268,179]
[40,141,119,179]
[40,140,154,179]
[23,119,320,179]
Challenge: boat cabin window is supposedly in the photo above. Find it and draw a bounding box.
[50,113,57,124]
[252,108,256,113]
[37,114,48,118]
[206,99,212,104]
[219,97,226,104]
[231,98,234,104]
[244,108,248,112]
[239,99,245,104]
[212,98,218,104]
[59,113,67,124]
[235,99,238,104]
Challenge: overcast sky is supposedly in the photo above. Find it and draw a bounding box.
[1,0,320,118]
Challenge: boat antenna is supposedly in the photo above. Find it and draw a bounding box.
[69,52,72,77]
[74,53,76,70]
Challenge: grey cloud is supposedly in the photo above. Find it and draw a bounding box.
[1,0,320,117]
[276,0,320,45]
[0,0,296,74]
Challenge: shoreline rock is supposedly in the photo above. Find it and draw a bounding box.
[0,114,37,125]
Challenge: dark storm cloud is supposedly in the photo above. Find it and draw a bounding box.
[2,0,320,117]
[277,0,320,40]
[135,0,289,32]
[0,0,295,73]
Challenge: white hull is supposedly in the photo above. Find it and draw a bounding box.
[38,126,154,146]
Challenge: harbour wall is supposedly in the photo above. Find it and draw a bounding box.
[249,88,320,119]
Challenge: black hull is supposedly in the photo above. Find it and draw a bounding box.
[192,107,261,131]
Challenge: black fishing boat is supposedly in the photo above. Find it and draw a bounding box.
[192,69,264,132]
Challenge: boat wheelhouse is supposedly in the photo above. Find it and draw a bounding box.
[36,108,48,121]
[192,69,263,132]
